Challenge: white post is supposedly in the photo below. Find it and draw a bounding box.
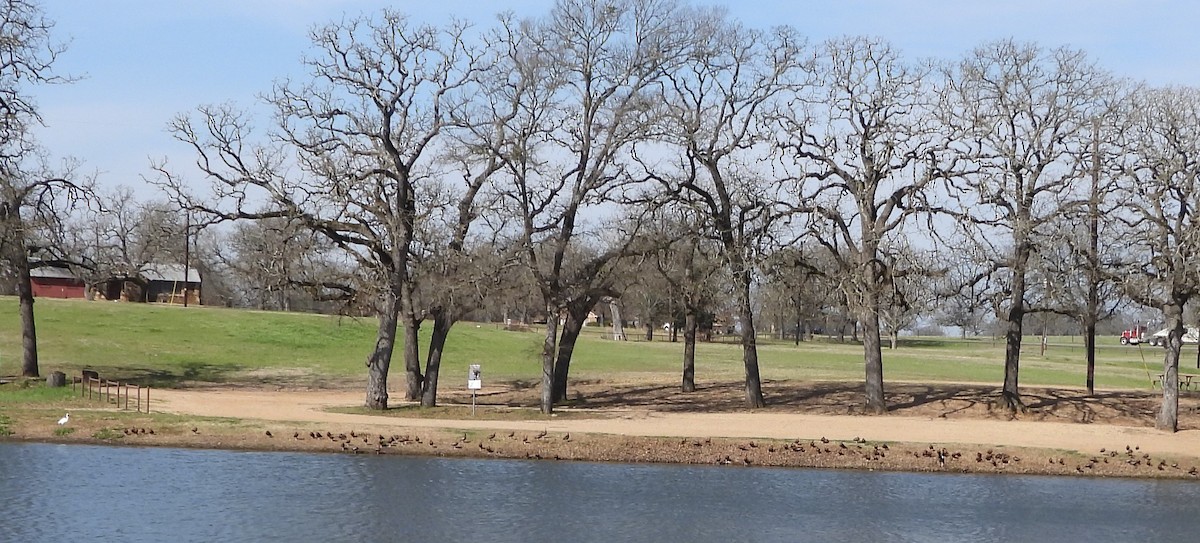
[467,364,482,417]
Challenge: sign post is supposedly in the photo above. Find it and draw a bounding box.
[467,364,482,416]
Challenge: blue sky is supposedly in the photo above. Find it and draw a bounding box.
[31,1,1200,191]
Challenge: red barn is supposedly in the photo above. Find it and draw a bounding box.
[30,266,86,299]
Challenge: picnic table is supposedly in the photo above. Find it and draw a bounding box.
[1154,374,1195,390]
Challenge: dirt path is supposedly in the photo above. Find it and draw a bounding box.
[152,387,1200,460]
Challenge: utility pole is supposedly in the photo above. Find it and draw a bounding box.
[183,212,190,308]
[1085,118,1100,395]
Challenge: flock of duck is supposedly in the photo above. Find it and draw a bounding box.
[99,422,1200,478]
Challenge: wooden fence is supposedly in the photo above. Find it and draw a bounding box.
[72,375,150,413]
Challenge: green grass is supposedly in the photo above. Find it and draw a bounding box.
[0,296,1192,391]
[0,380,79,404]
[92,428,123,440]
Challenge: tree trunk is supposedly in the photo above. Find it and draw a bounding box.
[861,297,886,414]
[999,247,1030,412]
[6,225,40,377]
[1085,130,1100,397]
[18,271,37,377]
[1158,303,1184,432]
[552,310,585,404]
[735,269,765,408]
[1000,306,1026,411]
[540,303,559,414]
[889,329,899,350]
[794,303,803,345]
[610,300,626,340]
[399,282,423,401]
[682,310,697,392]
[645,322,653,342]
[1084,317,1096,396]
[365,290,402,410]
[400,315,422,401]
[420,308,453,407]
[552,294,603,404]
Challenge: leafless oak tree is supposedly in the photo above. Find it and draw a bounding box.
[489,0,691,413]
[776,37,945,413]
[158,12,484,409]
[644,208,725,391]
[0,0,80,378]
[649,11,805,407]
[941,41,1113,411]
[1111,86,1200,432]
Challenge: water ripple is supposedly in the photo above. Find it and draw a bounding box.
[2,443,1199,542]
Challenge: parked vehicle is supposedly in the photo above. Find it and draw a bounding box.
[1119,325,1148,345]
[1147,327,1200,347]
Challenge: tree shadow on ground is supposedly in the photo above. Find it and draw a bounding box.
[59,362,244,388]
[452,379,1200,430]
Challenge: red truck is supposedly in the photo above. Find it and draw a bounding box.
[1119,325,1148,345]
[1120,324,1199,347]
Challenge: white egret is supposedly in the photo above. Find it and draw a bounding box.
[57,413,69,425]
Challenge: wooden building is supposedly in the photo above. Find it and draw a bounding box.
[100,264,202,305]
[144,264,201,304]
[29,266,86,299]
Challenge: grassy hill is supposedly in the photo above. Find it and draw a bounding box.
[0,296,1188,390]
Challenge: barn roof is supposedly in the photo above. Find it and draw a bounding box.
[142,263,201,283]
[29,265,79,280]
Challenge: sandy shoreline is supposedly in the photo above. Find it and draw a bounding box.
[153,388,1200,460]
[5,384,1200,480]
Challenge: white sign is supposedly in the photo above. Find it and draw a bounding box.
[467,364,482,390]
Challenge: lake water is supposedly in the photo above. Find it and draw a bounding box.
[2,442,1200,542]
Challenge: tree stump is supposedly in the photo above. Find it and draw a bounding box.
[47,371,66,388]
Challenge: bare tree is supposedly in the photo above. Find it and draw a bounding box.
[405,33,520,406]
[935,254,994,338]
[489,0,690,413]
[623,254,673,341]
[761,247,833,345]
[878,245,940,349]
[62,189,186,301]
[942,41,1113,411]
[159,12,483,409]
[0,0,80,378]
[215,216,346,311]
[649,11,806,408]
[1035,217,1125,393]
[646,208,725,391]
[1111,86,1200,432]
[775,37,945,413]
